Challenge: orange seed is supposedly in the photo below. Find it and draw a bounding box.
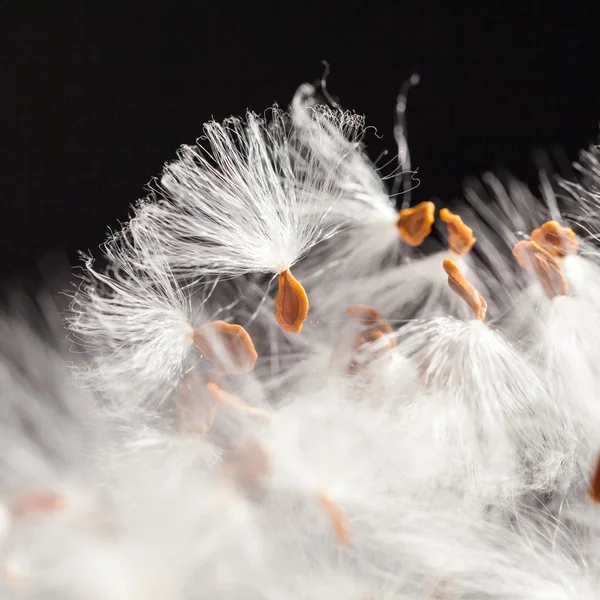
[397,201,435,246]
[430,578,451,600]
[193,321,258,374]
[346,304,395,344]
[319,493,352,547]
[513,240,568,299]
[206,381,266,417]
[443,259,487,321]
[530,220,578,258]
[221,441,271,491]
[274,268,309,333]
[176,372,219,434]
[589,454,600,503]
[440,208,476,255]
[11,490,65,520]
[338,304,397,374]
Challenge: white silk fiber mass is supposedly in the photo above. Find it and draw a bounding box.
[3,80,600,600]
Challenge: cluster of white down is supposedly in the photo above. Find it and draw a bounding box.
[3,83,600,599]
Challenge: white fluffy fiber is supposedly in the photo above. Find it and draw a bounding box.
[3,82,600,599]
[129,107,342,279]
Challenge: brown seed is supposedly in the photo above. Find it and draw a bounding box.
[206,382,266,417]
[513,240,568,299]
[221,441,271,491]
[397,201,436,246]
[274,268,309,333]
[193,321,258,374]
[11,490,65,520]
[589,454,600,503]
[442,259,487,321]
[440,208,476,255]
[177,374,266,434]
[430,578,451,600]
[319,493,352,547]
[346,304,395,341]
[337,304,396,374]
[176,372,219,434]
[531,221,578,258]
[3,561,27,589]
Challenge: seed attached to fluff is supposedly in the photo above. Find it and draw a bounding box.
[346,332,389,375]
[530,220,578,258]
[442,259,487,321]
[206,382,267,417]
[3,558,27,590]
[397,201,436,246]
[11,490,65,520]
[440,208,476,255]
[342,304,396,374]
[430,578,451,600]
[221,441,271,491]
[346,304,396,344]
[176,373,219,434]
[275,268,309,333]
[193,321,258,373]
[177,374,266,434]
[513,240,568,299]
[319,493,352,547]
[589,454,600,503]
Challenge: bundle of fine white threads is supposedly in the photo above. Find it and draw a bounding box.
[4,78,600,600]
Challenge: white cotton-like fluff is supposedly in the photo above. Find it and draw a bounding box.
[396,317,577,496]
[291,86,398,227]
[515,251,600,493]
[290,85,406,276]
[68,231,197,406]
[8,90,600,599]
[393,510,600,600]
[128,108,342,280]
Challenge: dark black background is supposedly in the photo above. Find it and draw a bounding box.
[1,1,599,284]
